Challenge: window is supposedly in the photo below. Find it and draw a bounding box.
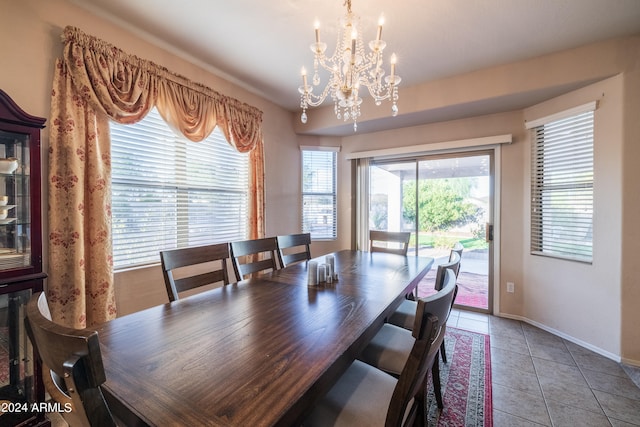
[110,108,249,269]
[530,109,594,262]
[302,149,337,240]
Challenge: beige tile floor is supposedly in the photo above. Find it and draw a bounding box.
[450,309,640,426]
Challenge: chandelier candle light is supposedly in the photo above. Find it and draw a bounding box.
[298,0,401,131]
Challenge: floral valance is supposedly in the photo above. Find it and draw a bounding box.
[61,25,263,149]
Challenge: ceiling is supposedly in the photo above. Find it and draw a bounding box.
[72,0,640,135]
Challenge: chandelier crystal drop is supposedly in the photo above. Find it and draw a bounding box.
[298,0,401,131]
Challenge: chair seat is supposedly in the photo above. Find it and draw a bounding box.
[359,270,458,412]
[358,323,414,376]
[305,359,406,427]
[388,299,417,331]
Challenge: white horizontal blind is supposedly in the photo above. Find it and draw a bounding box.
[110,108,249,268]
[302,150,337,240]
[531,110,594,262]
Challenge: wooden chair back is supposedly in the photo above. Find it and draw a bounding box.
[385,270,457,426]
[276,233,312,268]
[435,252,461,364]
[25,293,117,427]
[230,237,279,280]
[369,230,411,256]
[434,251,461,291]
[160,243,231,302]
[448,243,464,277]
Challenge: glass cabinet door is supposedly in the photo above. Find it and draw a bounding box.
[0,89,47,425]
[0,130,31,272]
[0,288,37,425]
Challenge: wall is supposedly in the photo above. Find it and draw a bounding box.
[315,40,640,363]
[0,0,304,315]
[295,36,640,136]
[523,76,624,359]
[621,64,640,364]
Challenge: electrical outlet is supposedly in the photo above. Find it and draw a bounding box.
[506,282,515,293]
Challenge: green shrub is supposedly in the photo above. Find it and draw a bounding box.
[433,236,459,249]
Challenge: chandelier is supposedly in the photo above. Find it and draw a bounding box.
[298,0,401,131]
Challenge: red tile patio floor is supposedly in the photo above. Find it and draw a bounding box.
[416,264,489,310]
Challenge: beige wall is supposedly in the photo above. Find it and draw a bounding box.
[522,76,624,359]
[621,65,640,364]
[2,0,639,363]
[0,0,304,314]
[294,36,640,136]
[311,39,640,363]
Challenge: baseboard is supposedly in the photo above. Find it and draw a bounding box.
[495,312,624,363]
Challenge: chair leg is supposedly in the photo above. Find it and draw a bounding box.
[432,354,444,409]
[440,340,447,364]
[414,388,426,427]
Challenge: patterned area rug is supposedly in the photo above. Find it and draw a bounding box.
[426,327,492,426]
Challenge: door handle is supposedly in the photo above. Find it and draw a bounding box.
[485,223,494,242]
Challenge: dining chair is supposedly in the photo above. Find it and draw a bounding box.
[358,268,458,411]
[276,232,311,267]
[389,252,460,364]
[160,243,231,302]
[24,292,118,427]
[230,237,279,280]
[449,242,464,277]
[304,306,441,426]
[369,230,411,256]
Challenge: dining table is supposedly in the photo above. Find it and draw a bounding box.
[97,249,433,427]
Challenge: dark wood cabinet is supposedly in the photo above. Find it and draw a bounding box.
[0,90,48,426]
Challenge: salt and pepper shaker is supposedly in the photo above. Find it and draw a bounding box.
[308,261,318,286]
[317,264,327,284]
[325,254,338,281]
[308,256,339,286]
[326,263,333,284]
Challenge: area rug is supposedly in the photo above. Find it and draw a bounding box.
[426,327,492,426]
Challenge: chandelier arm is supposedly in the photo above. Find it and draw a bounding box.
[303,82,335,107]
[362,83,391,102]
[316,58,341,75]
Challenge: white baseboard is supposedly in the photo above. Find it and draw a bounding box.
[494,312,637,365]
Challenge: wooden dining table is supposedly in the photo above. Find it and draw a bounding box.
[98,250,433,427]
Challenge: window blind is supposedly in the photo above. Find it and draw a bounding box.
[531,110,594,262]
[110,108,249,268]
[302,150,337,240]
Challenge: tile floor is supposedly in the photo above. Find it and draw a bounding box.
[449,309,640,426]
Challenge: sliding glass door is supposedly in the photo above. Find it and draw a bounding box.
[369,151,493,313]
[370,160,417,251]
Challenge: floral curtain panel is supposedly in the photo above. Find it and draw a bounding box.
[48,26,265,328]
